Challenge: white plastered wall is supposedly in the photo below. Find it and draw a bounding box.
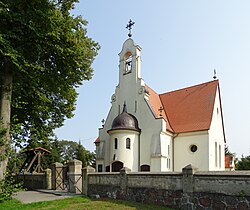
[174,131,209,172]
[109,130,139,171]
[208,87,225,171]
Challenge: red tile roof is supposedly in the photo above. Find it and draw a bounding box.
[94,137,100,144]
[146,85,173,132]
[225,155,234,169]
[147,80,219,133]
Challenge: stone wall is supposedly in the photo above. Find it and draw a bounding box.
[83,165,250,210]
[14,168,51,190]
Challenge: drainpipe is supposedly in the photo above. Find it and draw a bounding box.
[172,133,179,172]
[138,134,140,171]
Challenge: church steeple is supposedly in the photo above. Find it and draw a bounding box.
[118,35,142,86]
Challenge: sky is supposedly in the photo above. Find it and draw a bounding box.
[55,1,250,157]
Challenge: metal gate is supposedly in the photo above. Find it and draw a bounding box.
[54,165,69,191]
[54,164,82,193]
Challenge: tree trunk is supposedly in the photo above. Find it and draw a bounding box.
[0,63,13,181]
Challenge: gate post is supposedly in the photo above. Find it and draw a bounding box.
[45,168,52,189]
[182,164,197,193]
[82,166,95,196]
[51,162,63,190]
[68,159,82,194]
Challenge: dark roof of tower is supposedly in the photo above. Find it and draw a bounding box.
[108,103,140,133]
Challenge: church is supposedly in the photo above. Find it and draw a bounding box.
[95,32,226,173]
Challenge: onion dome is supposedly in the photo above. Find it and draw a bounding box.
[108,103,140,133]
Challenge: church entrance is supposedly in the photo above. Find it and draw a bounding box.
[112,161,123,172]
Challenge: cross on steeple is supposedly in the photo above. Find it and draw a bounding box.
[126,19,135,38]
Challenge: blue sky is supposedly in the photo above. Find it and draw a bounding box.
[55,1,250,157]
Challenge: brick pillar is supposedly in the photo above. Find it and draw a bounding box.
[45,168,52,190]
[182,164,197,193]
[67,159,82,194]
[51,162,63,190]
[82,166,95,196]
[120,167,131,197]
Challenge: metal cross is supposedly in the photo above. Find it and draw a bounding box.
[126,19,135,38]
[213,69,217,80]
[158,106,164,117]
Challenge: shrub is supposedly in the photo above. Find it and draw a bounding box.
[0,173,23,202]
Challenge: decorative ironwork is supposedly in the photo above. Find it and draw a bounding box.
[126,19,135,38]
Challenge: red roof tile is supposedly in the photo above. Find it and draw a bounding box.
[146,80,219,133]
[225,155,233,169]
[160,80,218,133]
[94,137,100,144]
[146,85,173,132]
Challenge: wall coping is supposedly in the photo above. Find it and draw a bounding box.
[88,172,182,176]
[195,171,250,177]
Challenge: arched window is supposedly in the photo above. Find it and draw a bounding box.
[112,161,124,172]
[114,138,118,149]
[140,165,150,172]
[126,138,131,149]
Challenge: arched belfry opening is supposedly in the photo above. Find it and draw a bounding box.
[124,51,132,74]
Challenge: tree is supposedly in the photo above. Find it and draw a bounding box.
[48,138,62,164]
[225,145,233,156]
[59,140,78,163]
[76,141,95,168]
[0,0,99,180]
[236,155,250,170]
[50,139,95,167]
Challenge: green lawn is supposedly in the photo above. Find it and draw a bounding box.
[0,197,175,210]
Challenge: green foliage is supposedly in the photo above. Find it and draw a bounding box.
[0,127,7,147]
[0,196,174,210]
[235,155,250,170]
[6,148,25,174]
[76,141,95,168]
[225,145,233,156]
[0,0,100,148]
[48,138,62,164]
[238,190,246,197]
[48,139,95,167]
[0,173,23,202]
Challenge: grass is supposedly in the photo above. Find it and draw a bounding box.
[0,196,175,210]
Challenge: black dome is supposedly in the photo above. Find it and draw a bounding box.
[109,103,140,132]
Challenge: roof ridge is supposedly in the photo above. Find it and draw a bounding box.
[159,80,219,96]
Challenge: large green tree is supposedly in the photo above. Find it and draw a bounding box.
[0,0,99,180]
[49,139,95,167]
[236,155,250,170]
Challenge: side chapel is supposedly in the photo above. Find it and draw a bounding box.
[95,27,226,173]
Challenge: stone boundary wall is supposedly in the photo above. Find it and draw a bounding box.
[83,165,250,210]
[14,168,51,190]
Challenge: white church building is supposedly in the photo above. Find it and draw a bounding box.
[95,37,226,173]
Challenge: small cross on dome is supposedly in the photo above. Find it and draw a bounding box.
[126,19,135,38]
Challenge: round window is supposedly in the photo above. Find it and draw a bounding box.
[190,145,198,153]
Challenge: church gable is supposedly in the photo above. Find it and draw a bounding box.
[145,80,219,134]
[160,80,218,133]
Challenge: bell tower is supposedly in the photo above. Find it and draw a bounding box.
[117,20,142,106]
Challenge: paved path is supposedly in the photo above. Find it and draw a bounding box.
[13,190,72,204]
